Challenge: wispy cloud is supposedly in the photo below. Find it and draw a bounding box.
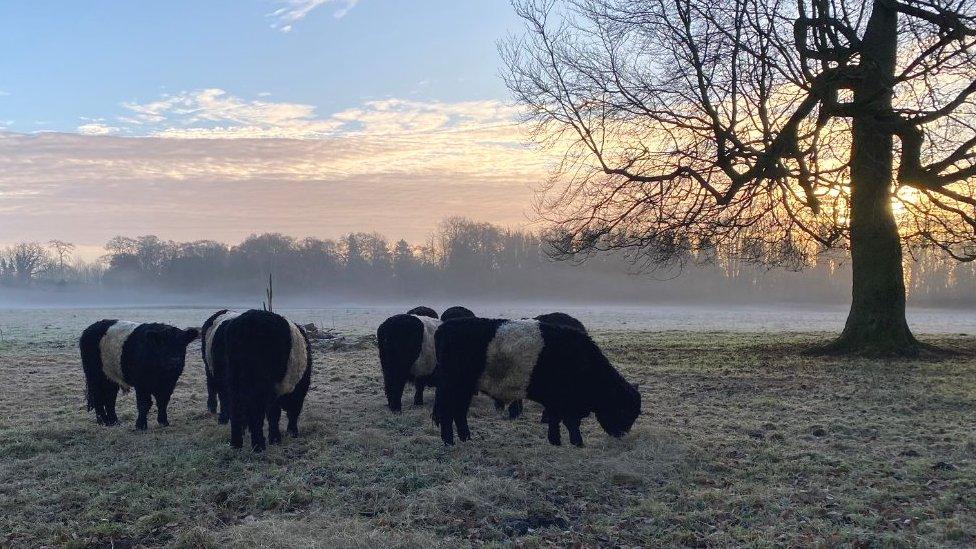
[117,89,525,147]
[120,88,334,138]
[0,90,10,97]
[268,0,360,32]
[77,123,120,136]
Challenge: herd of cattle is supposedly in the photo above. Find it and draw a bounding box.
[78,306,642,451]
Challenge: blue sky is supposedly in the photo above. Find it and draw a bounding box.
[0,1,551,255]
[0,1,519,133]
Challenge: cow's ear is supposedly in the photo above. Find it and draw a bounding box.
[183,328,200,345]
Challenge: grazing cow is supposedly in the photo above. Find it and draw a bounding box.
[212,309,312,451]
[200,309,240,423]
[376,313,440,411]
[433,318,641,446]
[406,306,439,319]
[440,306,475,322]
[534,312,587,333]
[79,320,199,429]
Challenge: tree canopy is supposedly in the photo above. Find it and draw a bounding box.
[504,0,976,354]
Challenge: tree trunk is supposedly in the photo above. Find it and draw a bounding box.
[825,1,920,356]
[831,130,919,355]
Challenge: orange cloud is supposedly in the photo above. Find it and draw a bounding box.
[0,98,552,253]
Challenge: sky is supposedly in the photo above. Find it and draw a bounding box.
[0,1,550,258]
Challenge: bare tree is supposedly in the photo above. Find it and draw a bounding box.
[504,0,976,355]
[48,240,75,282]
[7,242,50,285]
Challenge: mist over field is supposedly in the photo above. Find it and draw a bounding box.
[4,218,976,322]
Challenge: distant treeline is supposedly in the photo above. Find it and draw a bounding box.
[2,217,975,306]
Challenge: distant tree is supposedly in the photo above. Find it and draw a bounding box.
[295,237,339,288]
[232,233,295,274]
[7,242,50,285]
[105,236,138,257]
[48,240,75,282]
[103,252,142,287]
[504,0,976,355]
[437,217,504,281]
[340,233,369,282]
[134,236,174,276]
[364,233,393,279]
[392,239,421,294]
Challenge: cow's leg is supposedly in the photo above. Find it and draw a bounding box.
[539,408,550,423]
[384,375,407,413]
[229,389,245,449]
[217,387,230,424]
[155,391,171,426]
[104,384,120,425]
[564,416,584,447]
[230,421,243,449]
[454,390,477,442]
[546,412,562,446]
[90,382,108,425]
[134,388,152,431]
[267,402,282,445]
[92,378,110,424]
[284,401,302,437]
[493,398,506,412]
[413,380,426,406]
[436,390,455,445]
[280,380,308,437]
[205,371,218,414]
[248,400,267,452]
[507,399,523,420]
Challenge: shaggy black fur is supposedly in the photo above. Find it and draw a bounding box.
[376,313,434,411]
[213,309,312,451]
[534,312,587,333]
[79,320,199,429]
[440,306,475,322]
[533,312,587,423]
[432,318,641,446]
[406,306,438,319]
[201,309,231,422]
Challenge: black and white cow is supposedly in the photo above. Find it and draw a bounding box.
[200,309,240,423]
[376,313,441,411]
[79,320,199,429]
[441,306,475,322]
[211,309,312,452]
[406,306,439,319]
[432,318,641,446]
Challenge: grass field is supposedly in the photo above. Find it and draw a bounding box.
[1,324,974,547]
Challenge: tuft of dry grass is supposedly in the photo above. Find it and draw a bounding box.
[1,323,974,547]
